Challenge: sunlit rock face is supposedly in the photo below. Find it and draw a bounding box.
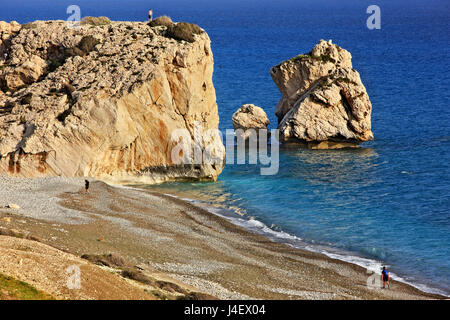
[232,104,269,140]
[270,40,373,149]
[0,20,224,183]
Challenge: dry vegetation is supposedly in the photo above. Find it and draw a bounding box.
[165,22,204,43]
[149,15,173,27]
[81,16,111,26]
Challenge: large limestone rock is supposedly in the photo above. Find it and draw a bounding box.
[0,20,224,183]
[270,40,373,149]
[232,104,269,139]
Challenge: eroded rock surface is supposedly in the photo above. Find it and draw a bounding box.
[270,40,373,149]
[0,20,224,183]
[232,104,269,140]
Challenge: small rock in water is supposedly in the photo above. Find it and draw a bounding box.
[6,204,20,209]
[232,104,270,140]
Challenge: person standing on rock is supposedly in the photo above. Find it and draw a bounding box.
[85,179,90,193]
[381,266,390,289]
[148,9,153,22]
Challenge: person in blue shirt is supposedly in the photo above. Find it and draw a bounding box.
[381,266,390,289]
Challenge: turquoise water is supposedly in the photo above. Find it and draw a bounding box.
[3,0,449,294]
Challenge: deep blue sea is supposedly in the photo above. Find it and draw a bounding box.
[2,0,449,295]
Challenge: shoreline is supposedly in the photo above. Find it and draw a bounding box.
[0,176,446,300]
[146,189,449,298]
[190,198,448,297]
[142,189,446,299]
[210,205,449,297]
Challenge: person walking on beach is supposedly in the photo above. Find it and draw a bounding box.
[85,179,90,193]
[381,266,390,289]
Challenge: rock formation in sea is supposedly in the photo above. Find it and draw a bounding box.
[232,104,269,140]
[0,19,224,183]
[270,40,373,149]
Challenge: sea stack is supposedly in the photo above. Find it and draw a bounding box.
[0,19,224,183]
[270,40,373,149]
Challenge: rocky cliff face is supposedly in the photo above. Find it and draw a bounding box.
[270,40,373,149]
[0,20,224,183]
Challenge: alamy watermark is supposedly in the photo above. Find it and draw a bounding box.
[66,5,81,29]
[66,265,81,289]
[170,122,280,176]
[366,269,382,289]
[366,5,381,30]
[66,5,381,31]
[61,6,279,176]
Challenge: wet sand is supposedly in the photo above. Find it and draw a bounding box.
[0,176,445,299]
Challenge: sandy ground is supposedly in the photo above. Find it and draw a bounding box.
[0,235,156,300]
[0,176,445,300]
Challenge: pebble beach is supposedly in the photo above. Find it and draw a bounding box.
[0,176,444,300]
